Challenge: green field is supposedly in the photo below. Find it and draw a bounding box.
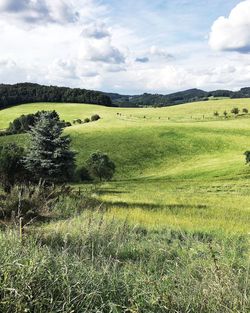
[0,99,250,312]
[1,99,250,234]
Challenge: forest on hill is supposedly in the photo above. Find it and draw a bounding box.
[0,83,113,109]
[1,83,250,109]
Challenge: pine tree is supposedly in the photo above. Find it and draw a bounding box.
[23,111,75,183]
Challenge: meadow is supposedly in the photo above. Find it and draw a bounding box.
[0,98,249,312]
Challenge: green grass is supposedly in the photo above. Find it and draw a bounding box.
[1,99,250,234]
[1,99,250,311]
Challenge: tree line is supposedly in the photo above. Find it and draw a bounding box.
[109,87,250,107]
[0,83,113,110]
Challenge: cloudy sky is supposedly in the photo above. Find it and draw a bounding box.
[0,0,250,94]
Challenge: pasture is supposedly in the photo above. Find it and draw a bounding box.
[0,99,250,312]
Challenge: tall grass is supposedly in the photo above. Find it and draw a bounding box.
[0,211,248,313]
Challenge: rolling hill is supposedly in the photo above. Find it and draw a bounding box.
[1,98,250,234]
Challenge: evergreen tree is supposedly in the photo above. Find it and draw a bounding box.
[23,111,75,183]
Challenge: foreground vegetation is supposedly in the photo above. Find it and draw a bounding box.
[0,98,250,312]
[0,212,249,313]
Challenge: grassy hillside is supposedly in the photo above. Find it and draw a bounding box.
[0,99,250,312]
[1,98,250,235]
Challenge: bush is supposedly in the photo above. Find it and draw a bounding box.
[75,166,92,182]
[86,152,116,182]
[0,143,27,193]
[84,118,90,123]
[213,111,219,117]
[223,111,228,117]
[91,114,101,122]
[231,107,240,115]
[73,119,82,124]
[243,108,248,114]
[244,151,250,164]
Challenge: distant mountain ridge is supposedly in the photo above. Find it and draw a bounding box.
[107,87,250,107]
[1,83,250,109]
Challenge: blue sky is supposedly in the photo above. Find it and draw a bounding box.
[0,0,250,94]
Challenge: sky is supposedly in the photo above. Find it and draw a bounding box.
[0,0,250,94]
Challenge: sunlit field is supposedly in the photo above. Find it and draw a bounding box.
[1,99,250,234]
[0,99,250,312]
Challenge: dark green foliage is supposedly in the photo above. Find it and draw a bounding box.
[0,183,61,220]
[0,83,112,110]
[213,111,219,117]
[242,108,248,114]
[75,166,92,182]
[91,114,101,121]
[231,107,240,115]
[23,111,76,183]
[0,143,27,192]
[87,151,115,181]
[6,110,70,135]
[84,118,90,123]
[223,111,228,117]
[73,119,82,124]
[244,151,250,164]
[109,87,250,107]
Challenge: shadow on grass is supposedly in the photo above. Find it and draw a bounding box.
[103,200,208,211]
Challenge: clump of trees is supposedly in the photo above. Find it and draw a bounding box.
[0,111,115,194]
[4,110,71,135]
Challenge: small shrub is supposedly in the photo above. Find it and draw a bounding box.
[73,119,82,124]
[243,108,248,114]
[223,111,228,117]
[91,114,101,122]
[213,111,219,117]
[244,151,250,164]
[84,118,90,123]
[231,107,239,115]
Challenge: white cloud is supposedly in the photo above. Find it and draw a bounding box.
[81,22,110,39]
[79,36,125,65]
[0,0,79,25]
[209,0,250,53]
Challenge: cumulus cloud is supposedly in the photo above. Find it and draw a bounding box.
[149,46,174,60]
[135,57,149,63]
[79,35,125,65]
[81,22,110,39]
[0,59,30,83]
[209,0,250,53]
[0,0,79,25]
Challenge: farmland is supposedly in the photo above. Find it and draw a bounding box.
[0,98,249,312]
